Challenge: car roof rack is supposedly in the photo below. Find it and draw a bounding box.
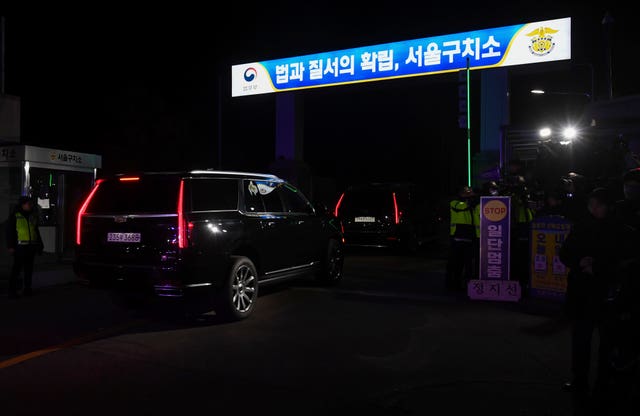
[189,170,280,180]
[106,170,281,180]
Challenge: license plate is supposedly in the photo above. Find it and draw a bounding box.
[107,232,141,243]
[354,216,376,223]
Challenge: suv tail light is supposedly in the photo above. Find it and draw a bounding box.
[76,179,104,245]
[334,192,345,217]
[177,179,187,249]
[392,192,400,224]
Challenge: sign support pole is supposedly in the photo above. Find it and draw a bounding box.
[466,57,472,188]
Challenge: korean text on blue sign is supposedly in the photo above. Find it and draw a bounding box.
[479,196,511,280]
[232,17,570,97]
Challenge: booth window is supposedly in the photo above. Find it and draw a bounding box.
[29,168,58,227]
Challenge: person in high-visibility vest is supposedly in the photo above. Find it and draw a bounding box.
[5,196,44,298]
[445,186,479,291]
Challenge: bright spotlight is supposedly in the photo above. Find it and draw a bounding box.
[531,89,546,95]
[539,127,552,138]
[563,127,578,140]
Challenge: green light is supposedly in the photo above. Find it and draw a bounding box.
[49,173,53,187]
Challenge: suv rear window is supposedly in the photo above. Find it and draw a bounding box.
[86,176,180,215]
[340,189,394,215]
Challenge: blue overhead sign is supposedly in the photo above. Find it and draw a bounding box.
[232,17,571,97]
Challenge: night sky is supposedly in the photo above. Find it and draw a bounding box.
[3,3,637,195]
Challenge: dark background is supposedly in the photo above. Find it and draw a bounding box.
[2,2,636,194]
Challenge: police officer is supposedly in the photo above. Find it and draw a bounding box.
[5,196,44,298]
[446,186,478,291]
[509,177,535,296]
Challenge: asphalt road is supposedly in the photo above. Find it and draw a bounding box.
[0,246,600,415]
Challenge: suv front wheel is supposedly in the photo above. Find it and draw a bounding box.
[214,256,259,321]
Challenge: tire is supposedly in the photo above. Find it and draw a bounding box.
[214,256,259,321]
[316,238,344,285]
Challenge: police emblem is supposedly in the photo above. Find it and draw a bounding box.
[526,26,559,56]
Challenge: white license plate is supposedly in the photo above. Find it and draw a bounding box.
[354,216,376,223]
[107,232,141,243]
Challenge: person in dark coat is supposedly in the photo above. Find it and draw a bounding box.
[561,172,590,226]
[5,196,44,298]
[559,187,625,401]
[602,167,640,413]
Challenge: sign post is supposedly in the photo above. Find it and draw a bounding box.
[468,195,521,301]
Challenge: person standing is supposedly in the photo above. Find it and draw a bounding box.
[445,186,478,291]
[509,177,535,296]
[561,172,590,225]
[536,187,566,218]
[602,167,640,414]
[558,187,623,405]
[5,196,44,298]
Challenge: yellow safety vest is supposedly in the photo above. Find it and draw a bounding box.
[516,206,534,223]
[450,200,476,239]
[16,212,39,244]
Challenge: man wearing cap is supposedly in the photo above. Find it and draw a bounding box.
[445,186,479,291]
[5,196,44,298]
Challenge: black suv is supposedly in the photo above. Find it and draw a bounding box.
[334,182,440,252]
[74,170,344,320]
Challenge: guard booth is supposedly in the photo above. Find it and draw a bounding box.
[0,144,101,261]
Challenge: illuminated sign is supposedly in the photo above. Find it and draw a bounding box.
[232,17,571,97]
[478,196,511,281]
[468,196,520,302]
[529,216,571,300]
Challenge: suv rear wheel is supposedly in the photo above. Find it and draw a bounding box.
[214,256,259,321]
[316,238,344,285]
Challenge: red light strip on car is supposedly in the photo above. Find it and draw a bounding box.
[177,180,186,248]
[76,179,103,245]
[334,192,345,217]
[119,176,140,182]
[392,192,399,224]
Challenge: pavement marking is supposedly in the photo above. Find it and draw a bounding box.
[0,318,148,370]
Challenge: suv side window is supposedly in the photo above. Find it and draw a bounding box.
[243,180,284,213]
[243,180,264,213]
[259,182,284,212]
[190,178,239,211]
[280,184,314,214]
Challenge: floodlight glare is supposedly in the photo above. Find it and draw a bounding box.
[539,127,552,138]
[563,127,578,140]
